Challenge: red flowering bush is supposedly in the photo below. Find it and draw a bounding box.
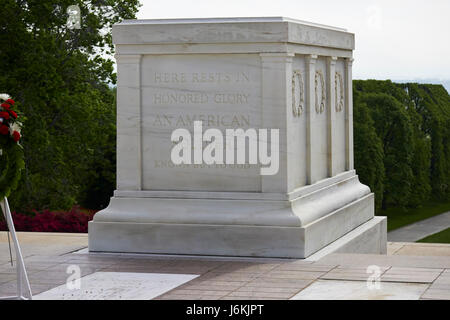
[0,206,95,233]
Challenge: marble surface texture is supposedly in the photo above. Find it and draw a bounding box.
[290,279,428,300]
[34,272,198,300]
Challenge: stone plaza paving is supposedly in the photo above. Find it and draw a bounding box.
[0,232,449,300]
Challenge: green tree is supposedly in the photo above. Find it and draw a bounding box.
[368,93,414,209]
[406,84,450,200]
[353,80,450,211]
[0,0,140,211]
[353,90,385,210]
[353,83,415,209]
[400,83,432,206]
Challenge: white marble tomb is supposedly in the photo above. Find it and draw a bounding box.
[88,17,387,258]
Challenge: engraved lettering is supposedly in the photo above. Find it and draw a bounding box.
[152,114,251,128]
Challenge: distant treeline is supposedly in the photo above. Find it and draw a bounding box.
[353,80,450,211]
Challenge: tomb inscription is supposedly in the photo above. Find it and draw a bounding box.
[141,54,262,191]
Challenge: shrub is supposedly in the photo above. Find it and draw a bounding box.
[0,206,94,233]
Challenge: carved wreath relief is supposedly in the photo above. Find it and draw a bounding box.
[292,70,304,117]
[335,71,344,112]
[315,70,326,114]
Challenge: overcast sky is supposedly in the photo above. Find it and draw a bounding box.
[136,0,450,84]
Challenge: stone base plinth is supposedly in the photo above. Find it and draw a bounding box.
[89,172,387,259]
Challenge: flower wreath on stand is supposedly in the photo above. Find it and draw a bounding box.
[0,94,24,201]
[0,94,32,300]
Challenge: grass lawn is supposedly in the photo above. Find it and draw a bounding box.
[377,200,450,232]
[417,228,450,244]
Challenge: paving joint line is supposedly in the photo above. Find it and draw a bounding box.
[152,260,230,299]
[283,264,339,299]
[219,263,282,299]
[419,267,447,299]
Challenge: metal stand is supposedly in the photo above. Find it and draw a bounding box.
[0,197,32,300]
